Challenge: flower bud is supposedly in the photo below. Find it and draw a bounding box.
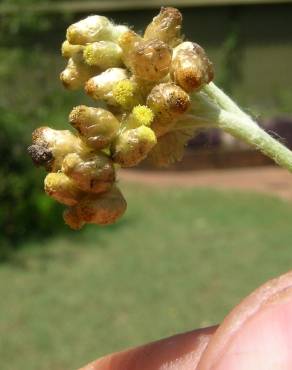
[60,58,100,90]
[66,16,129,45]
[85,67,129,104]
[66,15,112,45]
[170,41,214,92]
[123,38,172,82]
[61,40,84,61]
[146,82,190,136]
[62,152,115,194]
[44,172,83,206]
[69,105,120,149]
[144,7,183,47]
[64,185,127,228]
[83,41,122,69]
[113,125,157,167]
[30,127,90,171]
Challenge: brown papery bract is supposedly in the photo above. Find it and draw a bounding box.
[144,7,183,47]
[147,82,191,136]
[129,39,172,81]
[171,42,214,92]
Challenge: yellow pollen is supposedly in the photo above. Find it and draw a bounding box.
[112,79,136,108]
[131,105,154,126]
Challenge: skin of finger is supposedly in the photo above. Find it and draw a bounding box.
[78,326,217,370]
[212,289,292,370]
[197,270,292,370]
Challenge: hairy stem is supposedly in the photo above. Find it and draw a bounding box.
[176,83,292,172]
[216,110,292,171]
[202,82,248,118]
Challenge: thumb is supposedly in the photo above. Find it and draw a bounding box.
[79,326,216,370]
[198,270,292,370]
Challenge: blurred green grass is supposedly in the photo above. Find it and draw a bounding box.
[1,184,292,370]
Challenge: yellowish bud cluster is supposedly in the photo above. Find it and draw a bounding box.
[29,7,215,228]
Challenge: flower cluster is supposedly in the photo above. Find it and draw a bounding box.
[28,7,215,229]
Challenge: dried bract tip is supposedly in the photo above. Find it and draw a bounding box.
[62,152,115,194]
[113,125,157,167]
[144,7,183,47]
[27,144,53,170]
[171,41,214,92]
[60,58,100,90]
[85,67,129,105]
[44,172,83,206]
[83,41,122,69]
[66,15,111,45]
[69,105,120,149]
[146,82,190,136]
[147,129,194,167]
[63,207,85,230]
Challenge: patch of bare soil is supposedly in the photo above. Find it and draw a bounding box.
[119,166,292,201]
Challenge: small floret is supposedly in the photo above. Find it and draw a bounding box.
[112,125,157,167]
[60,58,100,90]
[62,152,115,194]
[83,41,122,69]
[125,105,154,129]
[146,82,190,136]
[171,42,214,92]
[85,68,129,105]
[69,105,120,149]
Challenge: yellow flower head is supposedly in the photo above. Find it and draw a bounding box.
[112,79,138,109]
[131,105,154,127]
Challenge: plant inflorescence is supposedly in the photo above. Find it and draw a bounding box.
[28,7,292,229]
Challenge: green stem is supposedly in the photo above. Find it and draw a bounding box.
[202,82,247,118]
[216,110,292,171]
[177,83,292,172]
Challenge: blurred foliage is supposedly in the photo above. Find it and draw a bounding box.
[217,24,242,95]
[0,8,78,256]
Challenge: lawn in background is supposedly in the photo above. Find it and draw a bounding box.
[1,184,292,370]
